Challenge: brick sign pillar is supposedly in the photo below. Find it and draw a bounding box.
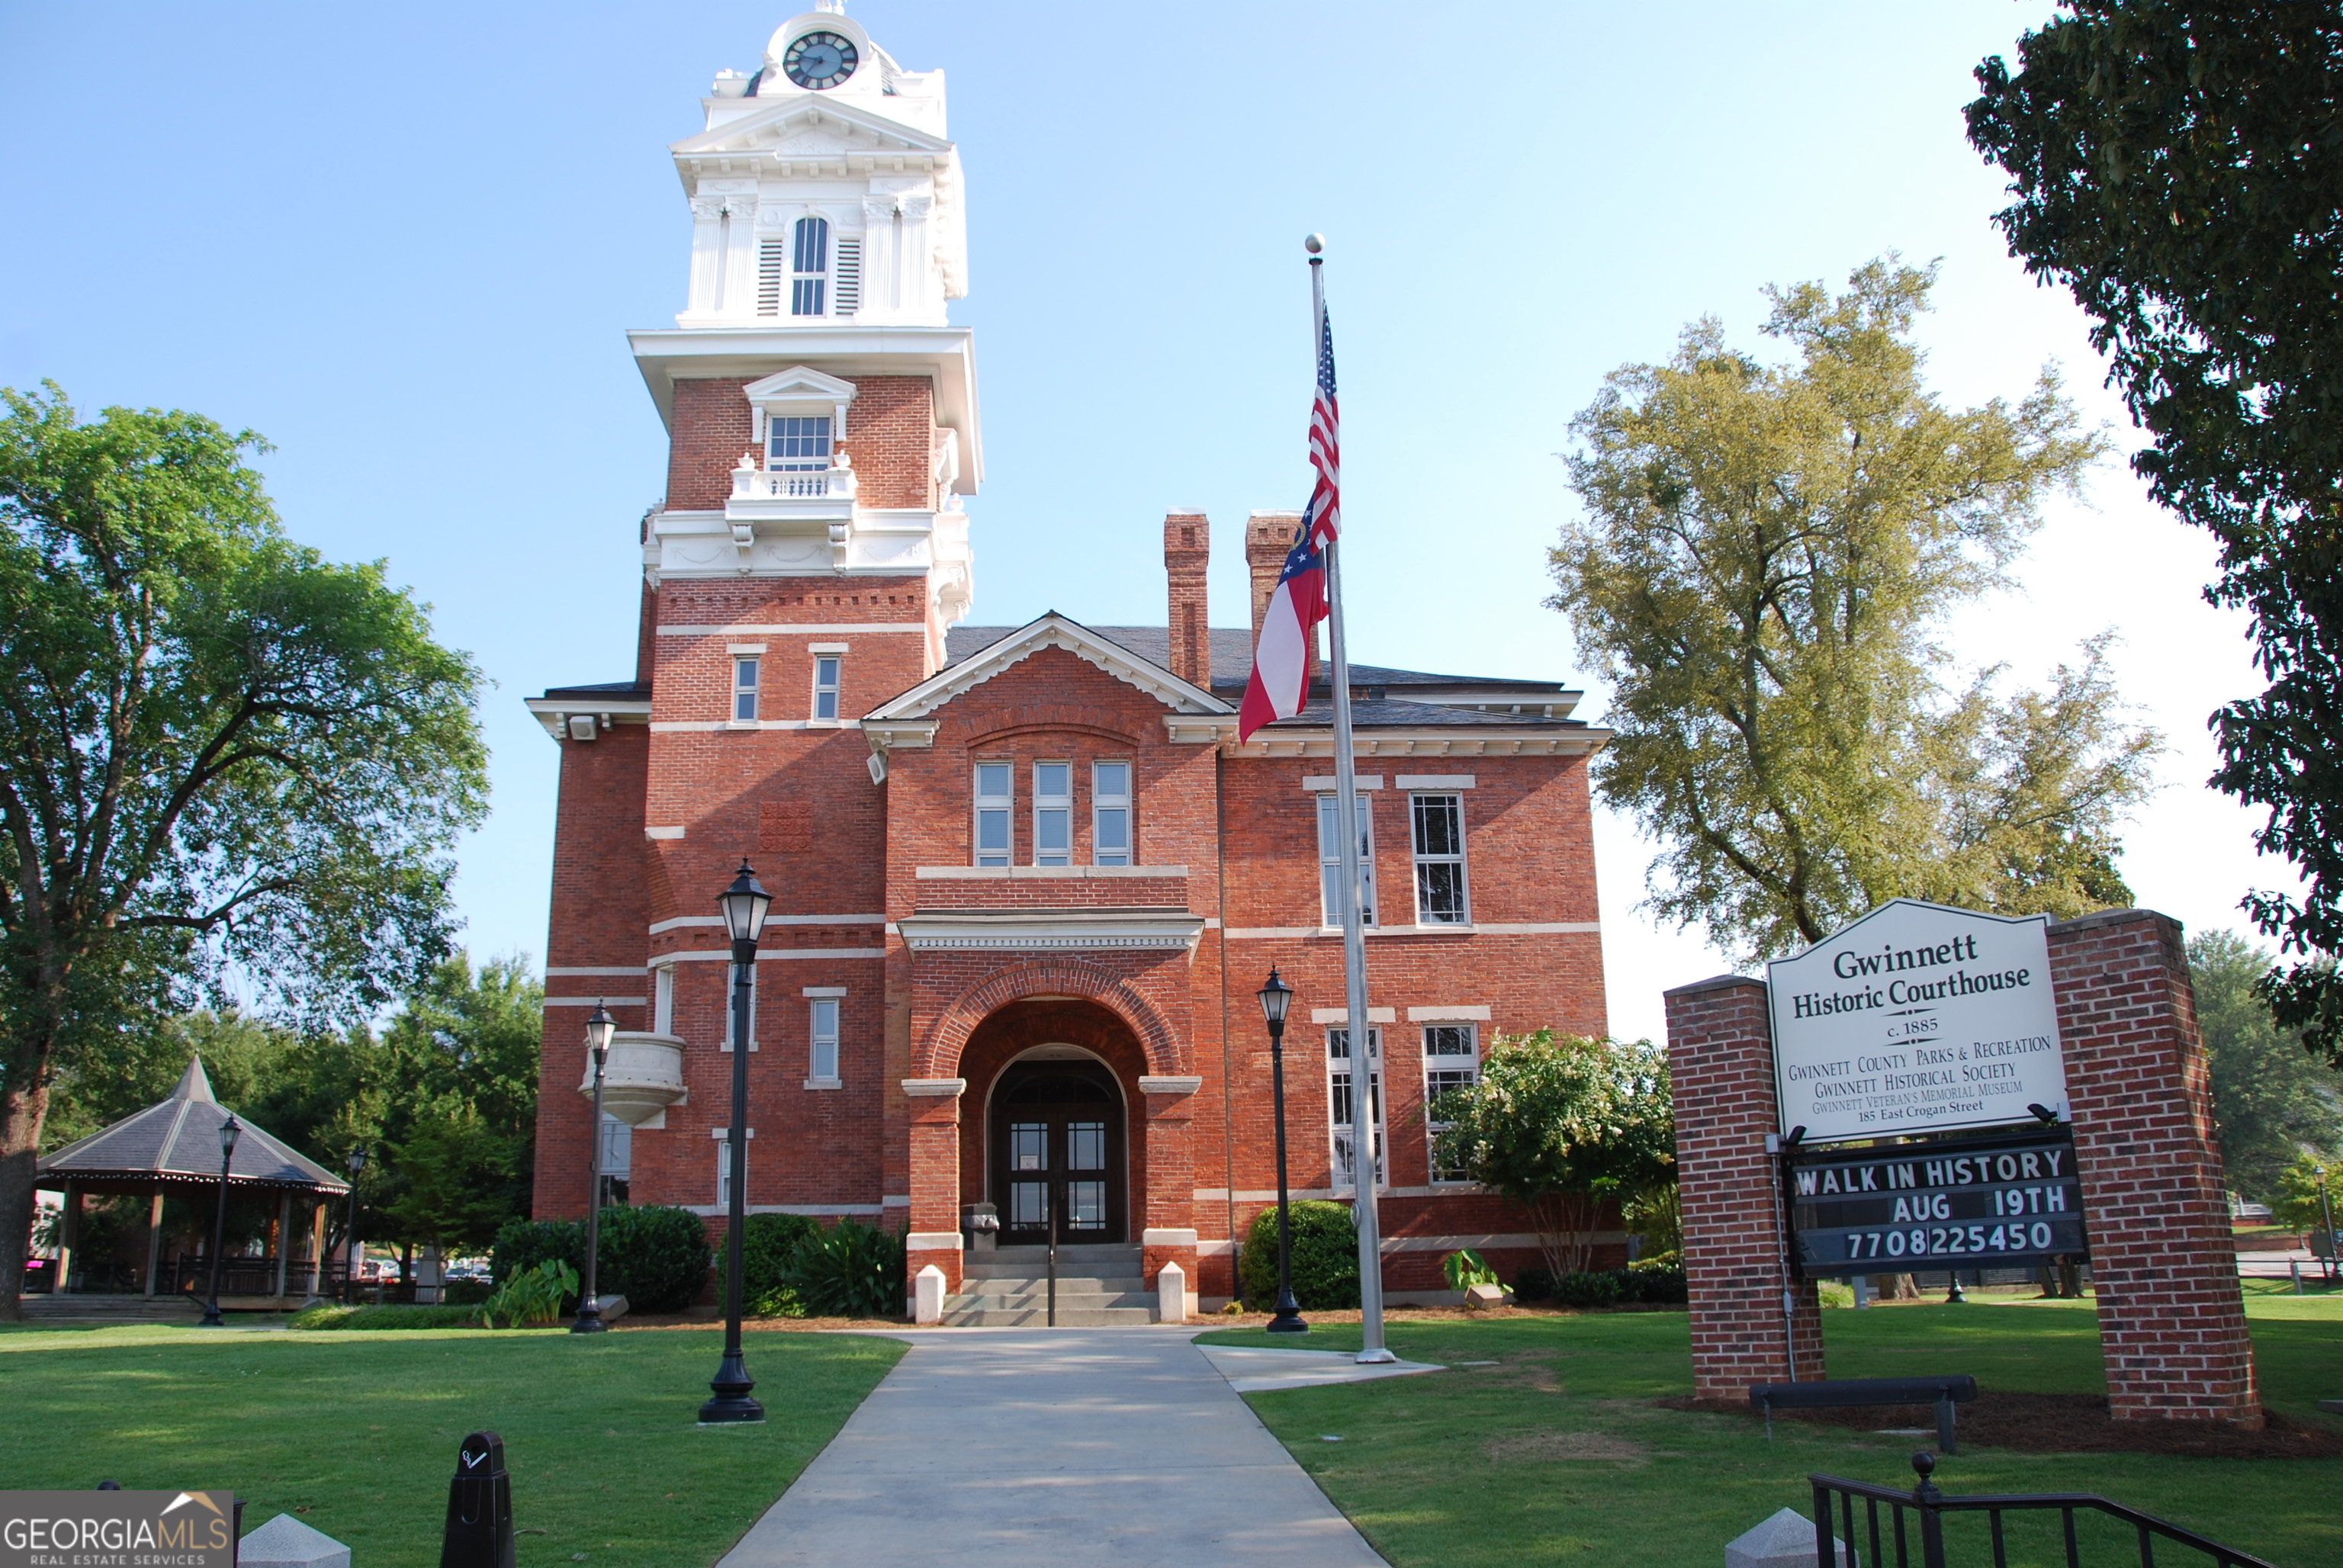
[1665,975,1824,1401]
[2047,910,2261,1425]
[901,1078,967,1296]
[1138,1076,1204,1311]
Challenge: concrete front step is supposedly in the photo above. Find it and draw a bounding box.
[940,1304,1159,1327]
[951,1288,1152,1312]
[963,1244,1142,1278]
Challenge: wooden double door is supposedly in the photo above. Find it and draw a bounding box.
[988,1059,1127,1245]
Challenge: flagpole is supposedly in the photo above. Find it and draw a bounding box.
[1309,236,1392,1364]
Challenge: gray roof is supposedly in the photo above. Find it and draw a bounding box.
[37,1057,349,1194]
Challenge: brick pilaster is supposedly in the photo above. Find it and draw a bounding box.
[904,1084,964,1294]
[2049,909,2261,1425]
[1140,1082,1199,1293]
[1666,974,1825,1403]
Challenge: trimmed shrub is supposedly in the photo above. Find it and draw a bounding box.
[596,1205,713,1313]
[1237,1200,1361,1311]
[1512,1267,1556,1303]
[289,1303,483,1331]
[442,1278,493,1306]
[1553,1271,1622,1309]
[1621,1266,1688,1305]
[744,1213,820,1318]
[780,1219,905,1319]
[491,1207,712,1315]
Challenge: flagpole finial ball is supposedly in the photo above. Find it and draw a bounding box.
[1303,233,1324,255]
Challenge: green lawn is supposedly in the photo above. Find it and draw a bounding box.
[0,1324,904,1568]
[1200,1290,2343,1568]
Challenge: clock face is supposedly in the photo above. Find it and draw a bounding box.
[783,31,858,90]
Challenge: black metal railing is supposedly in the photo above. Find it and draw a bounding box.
[1810,1453,2276,1568]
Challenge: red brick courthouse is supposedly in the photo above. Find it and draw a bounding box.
[527,8,1613,1314]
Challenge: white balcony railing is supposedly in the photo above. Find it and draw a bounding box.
[580,1032,687,1126]
[729,450,857,504]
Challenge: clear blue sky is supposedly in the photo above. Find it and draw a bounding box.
[0,2,2284,1042]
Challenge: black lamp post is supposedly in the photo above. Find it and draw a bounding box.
[2319,1164,2336,1284]
[343,1145,367,1303]
[1257,969,1307,1335]
[573,1002,617,1334]
[199,1116,241,1328]
[701,861,770,1423]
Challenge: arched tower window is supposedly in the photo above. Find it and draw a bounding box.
[792,217,830,316]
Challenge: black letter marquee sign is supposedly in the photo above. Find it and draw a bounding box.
[1766,900,2090,1277]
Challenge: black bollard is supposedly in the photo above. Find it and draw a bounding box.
[441,1431,515,1568]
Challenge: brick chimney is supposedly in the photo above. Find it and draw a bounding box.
[1245,512,1303,642]
[1164,511,1210,686]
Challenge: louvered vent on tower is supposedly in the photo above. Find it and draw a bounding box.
[833,239,862,315]
[756,241,786,316]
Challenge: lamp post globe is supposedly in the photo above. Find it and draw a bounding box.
[702,863,769,1422]
[343,1145,368,1303]
[1256,969,1307,1335]
[574,1002,618,1334]
[199,1115,241,1328]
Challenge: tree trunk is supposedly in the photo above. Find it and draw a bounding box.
[0,1080,52,1323]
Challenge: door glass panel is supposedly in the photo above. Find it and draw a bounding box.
[1010,1182,1049,1228]
[1066,1181,1106,1229]
[1011,1122,1047,1171]
[1066,1122,1106,1171]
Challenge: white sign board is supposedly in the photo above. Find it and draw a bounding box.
[1766,899,2067,1145]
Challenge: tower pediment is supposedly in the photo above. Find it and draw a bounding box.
[672,98,953,161]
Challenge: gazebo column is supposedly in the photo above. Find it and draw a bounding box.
[273,1193,291,1300]
[143,1194,166,1297]
[308,1201,329,1301]
[57,1181,79,1294]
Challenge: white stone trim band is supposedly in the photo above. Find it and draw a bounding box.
[1137,1077,1203,1097]
[905,1232,965,1250]
[1394,774,1476,789]
[546,996,645,1007]
[1407,1004,1491,1021]
[1140,1228,1199,1246]
[901,1078,966,1097]
[1311,1007,1396,1024]
[1301,776,1384,792]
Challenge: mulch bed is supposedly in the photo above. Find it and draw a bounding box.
[1659,1392,2343,1459]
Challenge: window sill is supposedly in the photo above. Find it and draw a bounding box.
[804,1076,842,1091]
[1315,924,1475,937]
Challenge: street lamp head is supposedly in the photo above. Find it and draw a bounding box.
[220,1115,241,1158]
[718,861,773,947]
[584,1001,617,1065]
[348,1144,367,1176]
[1256,969,1294,1036]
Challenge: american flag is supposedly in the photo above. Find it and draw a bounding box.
[1239,293,1341,741]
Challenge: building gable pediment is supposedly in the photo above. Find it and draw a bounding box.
[671,98,953,159]
[865,614,1236,724]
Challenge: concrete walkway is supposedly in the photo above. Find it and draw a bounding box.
[717,1326,1392,1566]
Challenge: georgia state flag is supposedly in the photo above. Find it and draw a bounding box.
[1237,525,1327,741]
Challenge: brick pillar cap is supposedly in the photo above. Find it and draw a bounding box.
[1663,972,1765,1000]
[2046,906,2174,937]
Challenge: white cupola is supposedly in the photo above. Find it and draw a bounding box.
[670,5,966,329]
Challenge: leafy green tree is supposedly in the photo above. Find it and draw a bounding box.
[0,384,487,1319]
[1548,261,2152,960]
[2271,1154,2341,1239]
[1966,8,2343,1059]
[2192,930,2343,1203]
[1429,1032,1674,1277]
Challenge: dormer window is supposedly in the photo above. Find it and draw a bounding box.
[792,217,829,315]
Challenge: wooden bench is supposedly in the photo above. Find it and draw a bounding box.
[1749,1374,1978,1454]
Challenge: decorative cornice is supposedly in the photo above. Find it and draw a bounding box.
[897,910,1205,955]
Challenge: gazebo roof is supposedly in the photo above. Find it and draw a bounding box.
[37,1057,349,1194]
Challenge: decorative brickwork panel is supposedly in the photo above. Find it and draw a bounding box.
[2048,909,2261,1426]
[1666,975,1825,1402]
[759,798,812,853]
[663,374,935,512]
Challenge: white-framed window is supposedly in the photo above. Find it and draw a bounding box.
[1327,1027,1385,1190]
[975,763,1012,867]
[1316,794,1377,928]
[721,967,757,1052]
[716,1139,736,1207]
[791,215,829,316]
[812,654,841,721]
[1411,793,1469,924]
[652,965,675,1036]
[733,656,760,722]
[1092,761,1131,866]
[1422,1025,1480,1183]
[808,996,840,1083]
[1033,762,1072,867]
[767,415,832,471]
